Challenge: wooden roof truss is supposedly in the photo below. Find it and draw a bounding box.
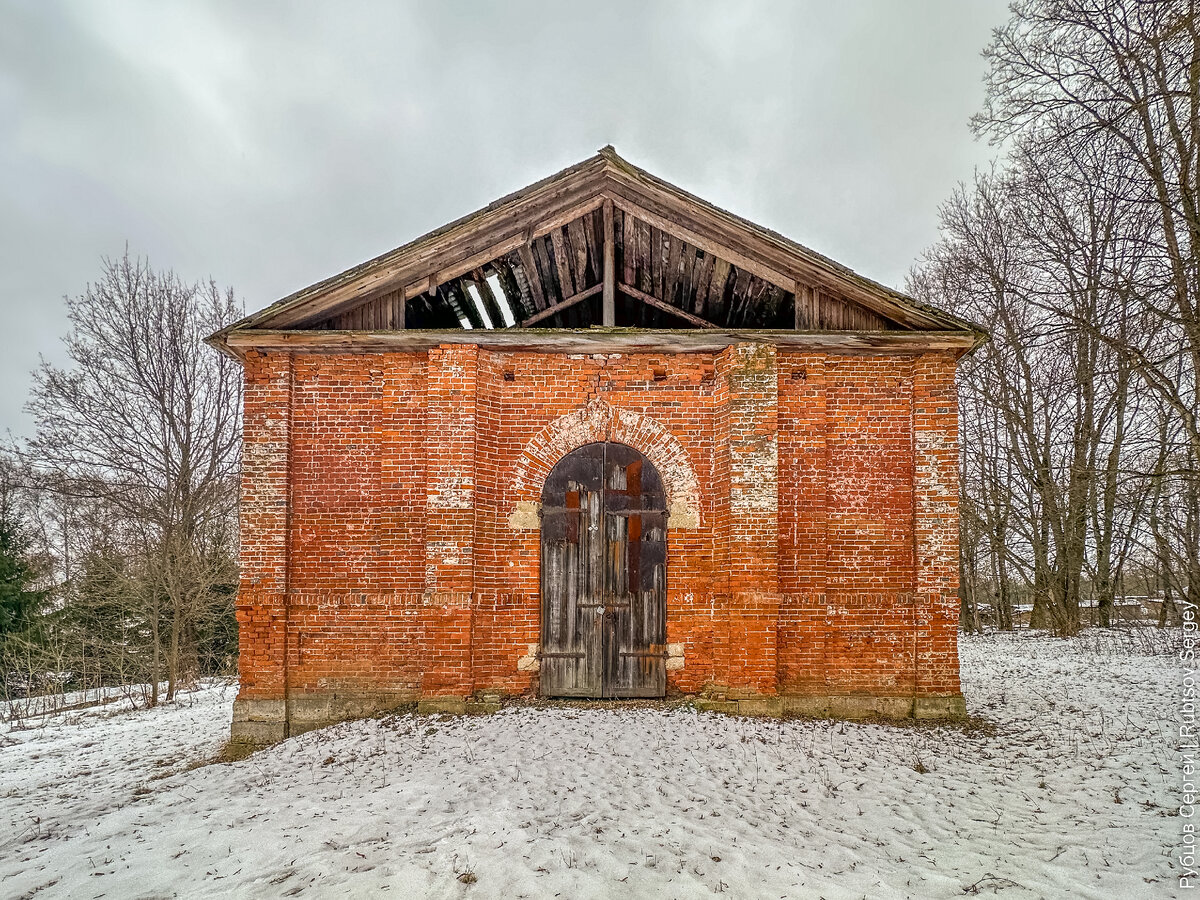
[209,147,985,357]
[316,198,896,333]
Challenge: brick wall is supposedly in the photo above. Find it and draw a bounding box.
[233,342,964,735]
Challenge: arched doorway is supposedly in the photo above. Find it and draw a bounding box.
[539,442,667,698]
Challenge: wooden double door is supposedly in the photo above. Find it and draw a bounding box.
[539,442,668,698]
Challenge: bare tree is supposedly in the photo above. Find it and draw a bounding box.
[911,0,1197,634]
[974,0,1199,616]
[976,0,1198,436]
[22,253,242,704]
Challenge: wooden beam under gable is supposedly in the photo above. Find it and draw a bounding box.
[517,243,547,312]
[707,258,732,322]
[636,220,652,295]
[224,327,981,358]
[521,282,604,326]
[567,217,590,285]
[617,283,716,329]
[728,267,754,327]
[794,283,815,329]
[680,243,697,310]
[581,209,600,280]
[666,234,683,306]
[549,227,576,298]
[621,206,635,286]
[404,276,431,298]
[533,239,560,305]
[602,199,615,327]
[691,252,716,315]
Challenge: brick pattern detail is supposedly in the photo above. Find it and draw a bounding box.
[511,397,702,528]
[232,345,965,722]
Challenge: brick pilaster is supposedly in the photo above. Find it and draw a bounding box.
[718,342,780,694]
[777,353,829,693]
[422,344,478,695]
[912,351,962,698]
[236,351,292,700]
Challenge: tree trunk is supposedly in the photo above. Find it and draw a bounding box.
[149,595,160,708]
[166,604,180,702]
[1096,563,1114,628]
[995,547,1014,631]
[1030,593,1049,630]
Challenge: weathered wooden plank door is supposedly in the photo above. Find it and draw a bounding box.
[540,442,667,698]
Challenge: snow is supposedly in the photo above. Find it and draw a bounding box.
[0,631,1181,898]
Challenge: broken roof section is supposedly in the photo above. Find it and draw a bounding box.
[208,146,984,358]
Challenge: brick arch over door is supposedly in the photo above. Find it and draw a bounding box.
[509,398,702,530]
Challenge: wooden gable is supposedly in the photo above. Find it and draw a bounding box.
[208,147,983,358]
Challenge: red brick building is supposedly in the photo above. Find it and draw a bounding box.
[209,148,983,742]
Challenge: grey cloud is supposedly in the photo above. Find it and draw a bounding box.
[0,0,1008,436]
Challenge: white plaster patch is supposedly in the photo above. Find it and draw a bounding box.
[730,437,779,514]
[430,476,474,510]
[508,501,541,531]
[517,644,540,672]
[666,500,699,530]
[666,643,685,671]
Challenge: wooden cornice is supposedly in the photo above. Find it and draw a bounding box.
[217,327,984,360]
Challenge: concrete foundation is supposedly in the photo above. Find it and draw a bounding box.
[697,693,968,720]
[230,692,417,743]
[231,689,968,742]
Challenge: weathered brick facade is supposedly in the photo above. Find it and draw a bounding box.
[231,342,967,740]
[215,147,982,740]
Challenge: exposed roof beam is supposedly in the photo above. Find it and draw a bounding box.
[532,240,559,309]
[567,218,590,285]
[520,283,604,327]
[606,193,795,295]
[548,228,576,298]
[795,284,814,329]
[516,243,547,311]
[691,253,716,315]
[601,200,615,327]
[617,283,717,329]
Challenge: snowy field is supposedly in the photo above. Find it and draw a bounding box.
[0,630,1182,899]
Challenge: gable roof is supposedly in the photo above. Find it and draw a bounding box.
[208,146,983,356]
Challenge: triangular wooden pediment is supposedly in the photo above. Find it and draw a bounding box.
[209,147,980,352]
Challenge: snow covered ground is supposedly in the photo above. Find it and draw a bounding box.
[0,630,1182,899]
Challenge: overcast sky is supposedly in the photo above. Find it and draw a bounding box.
[0,0,1010,437]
